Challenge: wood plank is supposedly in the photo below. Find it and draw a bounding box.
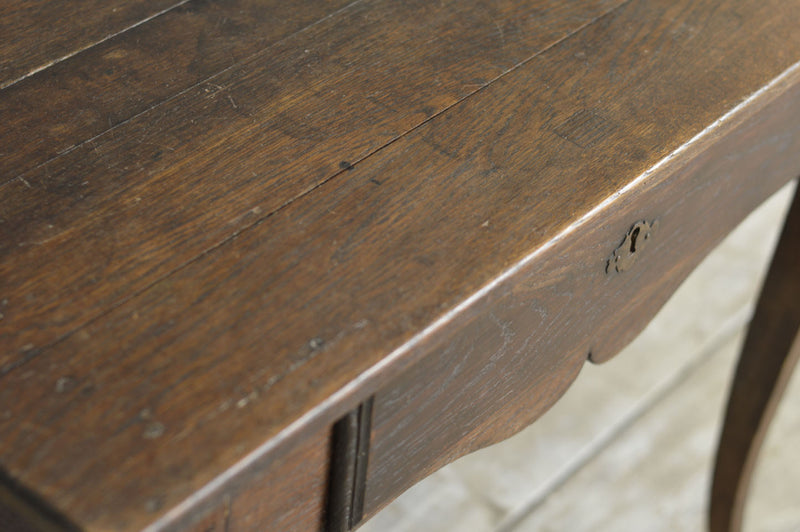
[0,0,356,183]
[362,78,800,517]
[0,0,621,369]
[360,183,796,532]
[0,418,332,532]
[0,0,180,89]
[2,0,800,530]
[175,425,332,532]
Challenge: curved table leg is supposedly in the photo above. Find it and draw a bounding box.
[710,183,800,532]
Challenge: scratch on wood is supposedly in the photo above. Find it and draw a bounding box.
[494,20,506,47]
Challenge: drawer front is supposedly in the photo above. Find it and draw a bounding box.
[361,70,800,520]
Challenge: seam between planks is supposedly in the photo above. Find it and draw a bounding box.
[0,1,192,91]
[0,0,635,382]
[0,0,366,190]
[149,56,800,532]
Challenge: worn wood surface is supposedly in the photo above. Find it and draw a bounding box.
[710,188,800,532]
[363,75,800,519]
[0,0,355,184]
[0,0,180,90]
[2,0,800,530]
[1,0,620,369]
[176,425,331,532]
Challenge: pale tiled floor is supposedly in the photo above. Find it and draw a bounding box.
[360,182,800,532]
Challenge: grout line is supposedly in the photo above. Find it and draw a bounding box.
[0,1,192,91]
[494,306,755,532]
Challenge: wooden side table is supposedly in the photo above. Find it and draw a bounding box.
[1,1,799,531]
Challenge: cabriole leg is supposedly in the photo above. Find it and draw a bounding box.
[710,184,800,532]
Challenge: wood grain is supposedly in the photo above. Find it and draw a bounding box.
[0,0,180,89]
[0,0,355,184]
[363,80,800,518]
[1,0,620,370]
[0,421,331,532]
[175,425,331,532]
[709,187,800,532]
[2,0,800,530]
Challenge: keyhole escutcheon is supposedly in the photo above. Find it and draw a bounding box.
[607,219,659,274]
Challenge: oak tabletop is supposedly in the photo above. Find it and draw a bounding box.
[3,0,800,530]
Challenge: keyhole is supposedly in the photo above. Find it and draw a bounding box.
[630,227,640,253]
